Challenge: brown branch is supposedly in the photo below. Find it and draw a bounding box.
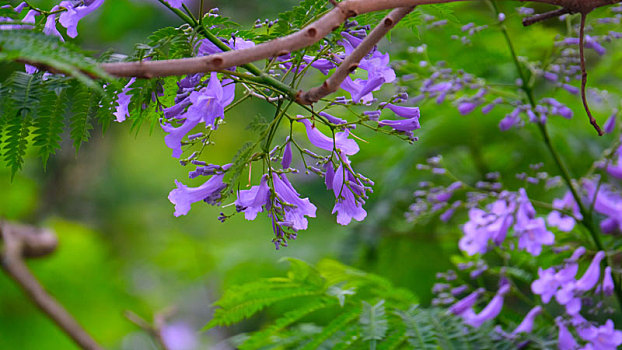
[97,0,620,79]
[0,221,103,350]
[296,6,415,105]
[99,0,465,78]
[579,13,604,136]
[522,8,571,26]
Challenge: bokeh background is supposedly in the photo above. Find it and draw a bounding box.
[1,0,621,348]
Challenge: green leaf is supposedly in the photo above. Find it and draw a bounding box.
[2,109,31,179]
[0,30,109,90]
[360,300,388,347]
[32,88,68,168]
[300,306,361,350]
[68,84,95,153]
[239,298,334,350]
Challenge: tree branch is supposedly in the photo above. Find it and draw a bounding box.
[522,8,571,26]
[579,13,604,136]
[296,6,415,105]
[0,221,103,350]
[99,0,465,78]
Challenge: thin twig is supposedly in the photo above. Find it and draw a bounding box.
[296,6,415,105]
[579,13,604,136]
[522,8,571,26]
[0,222,103,350]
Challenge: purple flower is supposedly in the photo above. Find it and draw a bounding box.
[382,103,421,119]
[602,266,614,296]
[235,175,270,220]
[164,0,186,9]
[575,251,605,292]
[547,192,582,232]
[331,164,367,225]
[162,73,235,157]
[499,108,521,131]
[459,198,514,255]
[604,113,617,134]
[44,7,63,39]
[338,32,395,103]
[319,112,347,125]
[462,284,509,328]
[58,0,104,38]
[302,56,336,75]
[168,172,228,217]
[557,318,579,350]
[113,78,135,123]
[298,118,359,155]
[281,140,292,168]
[584,181,622,234]
[378,109,421,140]
[512,306,542,334]
[577,320,622,350]
[449,289,483,316]
[457,101,480,115]
[514,189,555,255]
[161,321,198,350]
[272,173,317,230]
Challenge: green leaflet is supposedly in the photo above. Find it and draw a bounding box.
[0,30,110,90]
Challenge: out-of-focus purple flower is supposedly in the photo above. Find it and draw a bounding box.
[298,118,359,155]
[575,251,605,291]
[272,173,317,230]
[577,319,622,350]
[512,306,542,334]
[459,198,514,255]
[164,0,186,9]
[161,321,198,350]
[604,113,617,134]
[457,101,480,115]
[547,192,582,232]
[58,0,104,38]
[557,318,579,350]
[449,288,483,316]
[584,181,622,234]
[44,7,63,39]
[499,108,521,131]
[169,171,228,217]
[602,266,614,296]
[113,78,135,123]
[462,284,509,328]
[514,189,554,256]
[235,175,270,220]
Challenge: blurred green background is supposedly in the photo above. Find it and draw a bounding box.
[1,0,621,348]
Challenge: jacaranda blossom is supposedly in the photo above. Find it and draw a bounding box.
[168,169,229,217]
[235,175,270,220]
[298,118,359,155]
[58,0,104,38]
[272,173,317,231]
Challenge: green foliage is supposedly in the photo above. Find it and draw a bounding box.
[135,26,193,60]
[0,30,109,90]
[0,71,117,175]
[209,259,525,350]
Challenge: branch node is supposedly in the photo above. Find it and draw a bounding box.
[277,50,290,57]
[384,18,394,26]
[211,56,224,67]
[307,27,318,37]
[348,63,358,72]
